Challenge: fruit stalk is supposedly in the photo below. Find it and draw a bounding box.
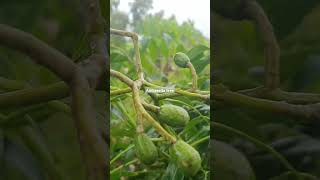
[186,62,198,91]
[132,83,177,143]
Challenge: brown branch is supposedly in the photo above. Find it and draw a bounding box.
[78,0,108,179]
[0,78,109,110]
[239,86,320,104]
[110,69,134,87]
[0,24,76,83]
[81,54,107,88]
[244,0,280,89]
[110,29,144,80]
[82,0,108,89]
[83,0,106,56]
[71,70,107,180]
[213,84,320,121]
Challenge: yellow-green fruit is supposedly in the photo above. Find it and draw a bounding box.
[159,104,190,127]
[174,52,190,68]
[134,133,158,165]
[170,140,201,176]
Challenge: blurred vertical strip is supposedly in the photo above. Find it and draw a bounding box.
[107,0,111,178]
[210,0,214,179]
[103,0,110,178]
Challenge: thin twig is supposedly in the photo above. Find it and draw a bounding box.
[187,62,198,91]
[110,87,132,96]
[0,24,76,83]
[110,69,134,87]
[212,122,295,171]
[110,28,144,80]
[0,82,69,109]
[244,0,280,89]
[213,84,320,121]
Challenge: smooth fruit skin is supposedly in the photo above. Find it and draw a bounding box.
[174,52,190,68]
[134,133,158,165]
[212,140,256,180]
[170,140,201,176]
[159,104,190,127]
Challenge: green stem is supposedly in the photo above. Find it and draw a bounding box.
[0,82,69,109]
[110,159,139,175]
[187,62,198,91]
[176,89,209,100]
[19,115,64,179]
[116,101,136,128]
[150,137,164,142]
[212,122,296,171]
[0,77,30,90]
[191,136,210,147]
[142,101,160,113]
[110,145,134,165]
[132,83,144,133]
[110,87,132,96]
[0,104,46,126]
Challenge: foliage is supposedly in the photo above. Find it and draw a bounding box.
[110,1,210,179]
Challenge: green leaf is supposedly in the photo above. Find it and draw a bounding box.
[161,162,185,180]
[270,171,318,180]
[110,49,131,70]
[187,45,210,73]
[187,45,209,60]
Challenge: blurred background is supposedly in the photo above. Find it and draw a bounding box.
[117,0,210,38]
[0,0,107,179]
[213,0,320,179]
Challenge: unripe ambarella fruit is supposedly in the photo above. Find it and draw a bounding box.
[159,104,190,127]
[134,133,158,165]
[174,52,190,68]
[170,140,201,176]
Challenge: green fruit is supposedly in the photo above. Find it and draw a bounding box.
[159,104,190,127]
[212,140,256,180]
[134,133,158,165]
[174,52,190,68]
[170,140,201,176]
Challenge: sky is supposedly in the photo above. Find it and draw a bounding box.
[118,0,210,38]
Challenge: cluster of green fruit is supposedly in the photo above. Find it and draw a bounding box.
[133,53,202,176]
